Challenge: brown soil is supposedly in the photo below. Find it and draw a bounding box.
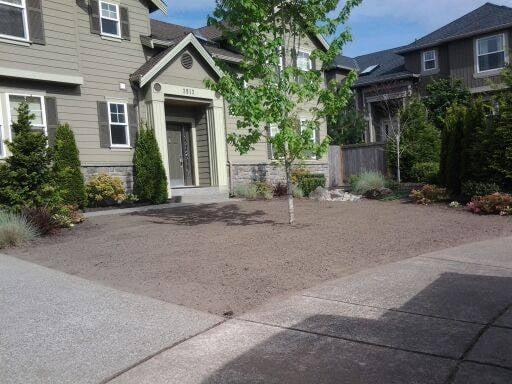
[8,199,512,316]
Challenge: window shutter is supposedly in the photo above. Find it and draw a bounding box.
[120,7,130,40]
[97,101,110,148]
[315,127,321,160]
[127,104,138,147]
[44,97,58,146]
[27,0,45,45]
[89,0,101,35]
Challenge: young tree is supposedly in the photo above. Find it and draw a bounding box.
[0,102,55,211]
[53,123,87,208]
[328,98,366,145]
[133,123,168,204]
[206,0,361,224]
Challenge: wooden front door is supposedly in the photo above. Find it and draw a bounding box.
[166,122,194,187]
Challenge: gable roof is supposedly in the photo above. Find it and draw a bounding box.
[148,0,167,14]
[331,55,359,71]
[130,33,224,87]
[397,2,512,53]
[150,20,192,41]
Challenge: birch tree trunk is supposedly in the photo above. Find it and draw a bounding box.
[396,137,401,184]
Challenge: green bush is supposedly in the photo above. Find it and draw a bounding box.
[351,171,385,195]
[254,181,273,200]
[86,174,126,207]
[0,102,57,211]
[295,174,326,197]
[424,79,471,129]
[233,183,259,199]
[410,162,439,184]
[0,211,38,248]
[461,181,501,201]
[52,123,86,208]
[292,185,304,199]
[133,124,168,204]
[440,103,465,195]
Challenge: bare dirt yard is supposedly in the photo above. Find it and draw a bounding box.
[8,199,512,316]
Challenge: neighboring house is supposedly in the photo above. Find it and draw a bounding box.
[0,0,330,198]
[328,2,512,143]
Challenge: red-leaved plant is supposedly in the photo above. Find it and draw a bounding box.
[467,193,512,216]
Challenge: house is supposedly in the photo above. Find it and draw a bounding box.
[0,0,330,198]
[328,2,512,143]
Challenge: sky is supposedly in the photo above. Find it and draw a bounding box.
[152,0,512,58]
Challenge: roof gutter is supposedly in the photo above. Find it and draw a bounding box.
[352,73,420,88]
[397,22,512,54]
[149,0,167,15]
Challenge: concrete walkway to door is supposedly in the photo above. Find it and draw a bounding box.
[111,236,512,384]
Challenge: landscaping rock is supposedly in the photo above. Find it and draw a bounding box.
[364,188,393,200]
[310,187,361,202]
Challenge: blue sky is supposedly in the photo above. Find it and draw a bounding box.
[152,0,512,57]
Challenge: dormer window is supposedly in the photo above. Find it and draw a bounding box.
[423,50,437,71]
[476,34,506,73]
[0,0,28,41]
[100,1,120,38]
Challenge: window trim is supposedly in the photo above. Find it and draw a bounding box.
[107,101,130,148]
[0,95,4,158]
[0,0,30,42]
[300,117,317,160]
[6,93,47,140]
[99,1,121,39]
[297,49,312,72]
[476,33,507,74]
[422,49,438,72]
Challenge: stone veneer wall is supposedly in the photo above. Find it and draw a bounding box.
[230,163,329,189]
[82,166,134,193]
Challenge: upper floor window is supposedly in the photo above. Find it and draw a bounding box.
[422,50,437,71]
[0,0,29,41]
[108,102,129,147]
[477,34,506,73]
[100,1,120,38]
[297,50,312,71]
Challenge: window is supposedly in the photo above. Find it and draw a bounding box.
[0,98,4,157]
[100,1,120,38]
[423,50,437,71]
[477,34,506,73]
[8,94,46,135]
[297,50,312,71]
[300,118,317,159]
[0,0,29,41]
[108,102,129,147]
[360,64,379,75]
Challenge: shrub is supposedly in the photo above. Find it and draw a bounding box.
[133,124,168,204]
[467,193,512,215]
[424,79,471,129]
[52,123,86,208]
[295,174,326,197]
[22,207,59,235]
[233,184,259,199]
[410,162,439,184]
[86,174,126,207]
[410,184,448,205]
[461,181,501,201]
[0,102,56,211]
[0,211,38,248]
[254,181,273,200]
[351,171,385,195]
[52,205,85,228]
[273,182,288,197]
[292,185,304,199]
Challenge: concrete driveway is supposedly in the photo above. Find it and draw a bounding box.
[2,236,512,383]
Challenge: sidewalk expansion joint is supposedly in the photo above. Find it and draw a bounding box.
[237,317,457,362]
[100,319,226,384]
[421,256,512,272]
[444,303,512,384]
[301,294,488,326]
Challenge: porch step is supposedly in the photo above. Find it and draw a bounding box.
[170,187,230,204]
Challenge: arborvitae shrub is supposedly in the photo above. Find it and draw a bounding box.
[0,102,56,211]
[53,123,86,208]
[133,124,168,204]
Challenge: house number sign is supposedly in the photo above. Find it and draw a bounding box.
[182,88,195,96]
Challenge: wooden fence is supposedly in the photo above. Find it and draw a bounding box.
[328,143,387,187]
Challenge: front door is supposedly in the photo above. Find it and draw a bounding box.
[166,122,195,187]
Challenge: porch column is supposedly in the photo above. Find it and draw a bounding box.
[146,93,171,198]
[207,102,228,190]
[367,102,375,143]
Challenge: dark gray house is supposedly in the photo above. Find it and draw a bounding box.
[329,2,512,143]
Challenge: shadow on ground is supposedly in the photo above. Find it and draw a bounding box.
[132,203,277,226]
[200,272,512,384]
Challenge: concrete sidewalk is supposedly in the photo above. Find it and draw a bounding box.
[0,255,223,384]
[111,237,512,384]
